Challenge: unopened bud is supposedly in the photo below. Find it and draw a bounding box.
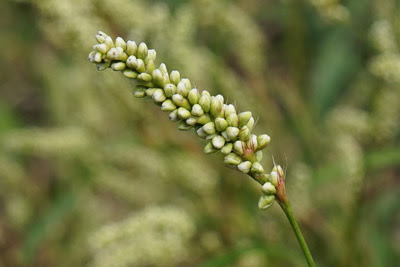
[196,127,207,138]
[197,114,211,125]
[170,71,181,86]
[178,121,193,131]
[132,86,147,98]
[221,143,233,154]
[224,104,236,118]
[123,69,138,78]
[204,142,217,154]
[233,140,244,155]
[96,62,111,71]
[212,135,225,149]
[164,84,177,98]
[126,55,138,68]
[226,113,239,127]
[177,107,191,119]
[188,89,200,105]
[115,37,127,50]
[137,42,148,59]
[257,134,271,150]
[136,58,146,73]
[172,94,191,110]
[210,96,224,118]
[191,104,204,116]
[251,162,264,174]
[261,182,276,195]
[215,118,228,132]
[224,153,242,165]
[126,40,137,55]
[161,100,176,111]
[152,89,166,103]
[246,117,255,132]
[238,161,252,174]
[239,126,250,141]
[152,69,163,85]
[177,81,188,97]
[168,109,179,121]
[269,171,278,187]
[111,62,126,71]
[238,111,252,128]
[137,73,152,82]
[203,122,216,135]
[258,194,275,209]
[186,116,197,126]
[199,92,211,113]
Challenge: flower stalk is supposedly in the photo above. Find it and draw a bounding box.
[88,31,315,266]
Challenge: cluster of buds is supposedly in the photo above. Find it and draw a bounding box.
[88,31,282,209]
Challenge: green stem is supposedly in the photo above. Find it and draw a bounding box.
[279,201,315,267]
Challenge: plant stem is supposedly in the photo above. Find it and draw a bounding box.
[279,201,315,267]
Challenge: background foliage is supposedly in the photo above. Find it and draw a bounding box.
[1,0,400,266]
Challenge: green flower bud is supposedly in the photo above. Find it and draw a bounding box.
[168,109,179,121]
[212,135,225,149]
[272,165,284,179]
[178,121,193,131]
[107,48,118,60]
[146,60,155,74]
[186,116,197,126]
[258,194,275,209]
[224,104,236,118]
[137,73,152,82]
[203,122,216,135]
[126,40,137,55]
[196,127,207,139]
[182,78,191,90]
[238,161,252,174]
[161,99,176,111]
[104,36,114,50]
[221,143,233,154]
[261,182,276,195]
[88,51,96,62]
[269,171,278,187]
[111,62,126,71]
[126,55,138,68]
[210,96,224,118]
[257,134,271,150]
[177,107,191,119]
[170,70,181,85]
[205,134,216,140]
[95,43,108,53]
[255,151,263,162]
[239,126,250,141]
[246,117,255,132]
[137,42,148,59]
[191,104,204,116]
[197,114,211,125]
[96,62,111,71]
[132,85,147,98]
[251,162,264,173]
[123,69,138,78]
[95,32,106,43]
[177,81,188,97]
[136,59,146,73]
[94,52,102,62]
[204,142,217,154]
[238,111,252,128]
[224,153,242,165]
[172,94,191,110]
[215,118,228,132]
[145,49,157,63]
[199,92,211,113]
[115,37,127,50]
[233,140,244,155]
[226,113,239,127]
[164,84,177,98]
[152,89,166,103]
[221,131,228,140]
[163,73,171,84]
[188,89,200,105]
[152,69,163,85]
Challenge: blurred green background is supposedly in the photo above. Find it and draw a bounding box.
[1,0,400,266]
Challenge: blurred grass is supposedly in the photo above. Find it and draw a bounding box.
[0,0,399,266]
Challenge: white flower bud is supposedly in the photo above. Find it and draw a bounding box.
[238,111,252,128]
[205,134,216,140]
[212,135,225,149]
[137,42,148,59]
[95,43,108,53]
[204,142,217,154]
[221,143,233,154]
[226,113,239,127]
[152,89,166,103]
[257,134,271,150]
[224,153,242,165]
[95,32,106,43]
[215,118,228,132]
[203,122,216,135]
[93,52,102,62]
[168,109,179,121]
[238,161,252,174]
[146,49,157,62]
[247,134,258,150]
[178,121,193,131]
[88,51,96,62]
[191,104,204,116]
[164,84,177,98]
[136,59,146,73]
[172,94,191,110]
[96,62,111,71]
[199,92,211,113]
[188,88,200,105]
[115,37,127,50]
[186,116,197,126]
[170,70,181,85]
[104,36,114,50]
[246,117,255,132]
[123,69,138,78]
[161,99,176,111]
[269,171,278,187]
[197,114,211,125]
[137,73,152,82]
[251,162,264,174]
[196,127,207,138]
[126,40,137,55]
[210,96,224,118]
[132,86,146,98]
[221,131,229,140]
[177,81,188,97]
[126,55,138,68]
[255,151,263,162]
[145,88,157,97]
[152,69,163,85]
[258,194,275,209]
[159,63,168,74]
[224,104,236,118]
[239,126,250,141]
[261,182,276,195]
[111,62,126,71]
[146,60,155,74]
[233,140,244,155]
[163,72,171,84]
[177,107,191,119]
